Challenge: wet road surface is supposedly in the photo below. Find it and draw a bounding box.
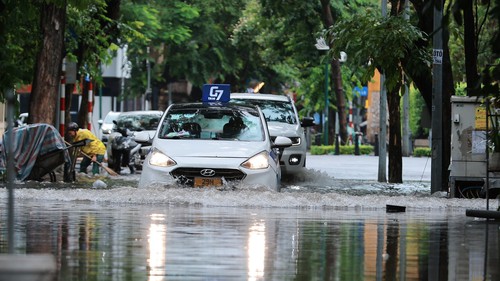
[1,155,499,280]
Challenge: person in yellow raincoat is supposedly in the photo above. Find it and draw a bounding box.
[67,122,106,175]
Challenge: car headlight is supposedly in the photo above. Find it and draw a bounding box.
[241,151,269,170]
[149,149,176,167]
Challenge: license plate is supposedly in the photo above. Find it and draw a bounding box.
[194,177,222,187]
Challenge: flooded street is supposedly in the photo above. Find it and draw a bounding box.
[1,155,499,280]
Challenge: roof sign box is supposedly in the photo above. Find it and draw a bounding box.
[202,84,230,103]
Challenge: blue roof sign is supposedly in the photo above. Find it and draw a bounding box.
[202,84,231,103]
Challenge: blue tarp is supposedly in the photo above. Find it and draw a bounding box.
[1,123,70,180]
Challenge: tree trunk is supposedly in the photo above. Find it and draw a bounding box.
[463,0,479,95]
[409,0,454,191]
[64,82,73,140]
[29,1,66,125]
[441,25,454,192]
[320,0,348,144]
[387,85,403,183]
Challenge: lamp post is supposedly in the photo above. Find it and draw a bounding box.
[315,37,330,146]
[315,38,347,150]
[145,46,152,110]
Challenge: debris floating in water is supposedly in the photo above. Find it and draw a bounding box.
[386,204,406,213]
[92,180,108,189]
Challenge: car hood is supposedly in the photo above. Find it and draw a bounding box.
[101,123,114,131]
[132,130,156,139]
[153,139,269,158]
[267,122,301,137]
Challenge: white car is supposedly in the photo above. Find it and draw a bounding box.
[137,103,292,191]
[107,110,163,170]
[98,111,121,141]
[230,93,315,175]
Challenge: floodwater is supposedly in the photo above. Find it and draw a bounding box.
[1,156,499,281]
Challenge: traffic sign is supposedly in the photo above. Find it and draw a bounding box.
[354,86,368,97]
[433,49,443,64]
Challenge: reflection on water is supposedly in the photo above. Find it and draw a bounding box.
[248,221,265,281]
[1,198,499,280]
[149,214,167,281]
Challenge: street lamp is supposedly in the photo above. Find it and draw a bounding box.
[315,37,347,151]
[145,47,152,110]
[315,37,330,146]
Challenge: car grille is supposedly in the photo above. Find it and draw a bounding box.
[170,168,246,186]
[271,136,301,146]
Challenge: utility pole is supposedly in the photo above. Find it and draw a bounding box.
[324,62,329,145]
[402,80,411,156]
[6,88,15,253]
[145,46,152,111]
[378,0,388,182]
[431,0,444,194]
[315,37,330,146]
[402,0,411,157]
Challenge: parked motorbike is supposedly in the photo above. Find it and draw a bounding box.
[108,125,141,174]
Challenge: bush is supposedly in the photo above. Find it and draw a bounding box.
[413,147,431,157]
[310,145,374,155]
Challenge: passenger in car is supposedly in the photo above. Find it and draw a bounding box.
[182,122,201,138]
[223,117,246,138]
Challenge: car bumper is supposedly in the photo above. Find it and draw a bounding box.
[280,139,307,174]
[138,156,280,191]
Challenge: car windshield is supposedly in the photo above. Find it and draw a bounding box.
[115,113,161,131]
[158,107,264,141]
[231,99,297,124]
[104,112,120,124]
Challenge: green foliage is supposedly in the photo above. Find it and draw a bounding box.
[454,82,467,96]
[413,147,431,157]
[447,1,496,86]
[120,0,201,97]
[164,0,247,88]
[310,145,374,155]
[0,2,39,97]
[409,86,429,139]
[262,0,378,115]
[326,10,429,92]
[65,2,115,82]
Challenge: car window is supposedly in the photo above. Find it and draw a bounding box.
[104,112,120,123]
[116,113,161,131]
[231,99,297,124]
[158,108,264,141]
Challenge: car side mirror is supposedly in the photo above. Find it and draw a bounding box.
[300,117,316,127]
[133,130,154,144]
[272,136,292,149]
[272,136,292,161]
[98,120,103,125]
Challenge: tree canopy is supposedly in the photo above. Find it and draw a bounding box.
[0,0,498,186]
